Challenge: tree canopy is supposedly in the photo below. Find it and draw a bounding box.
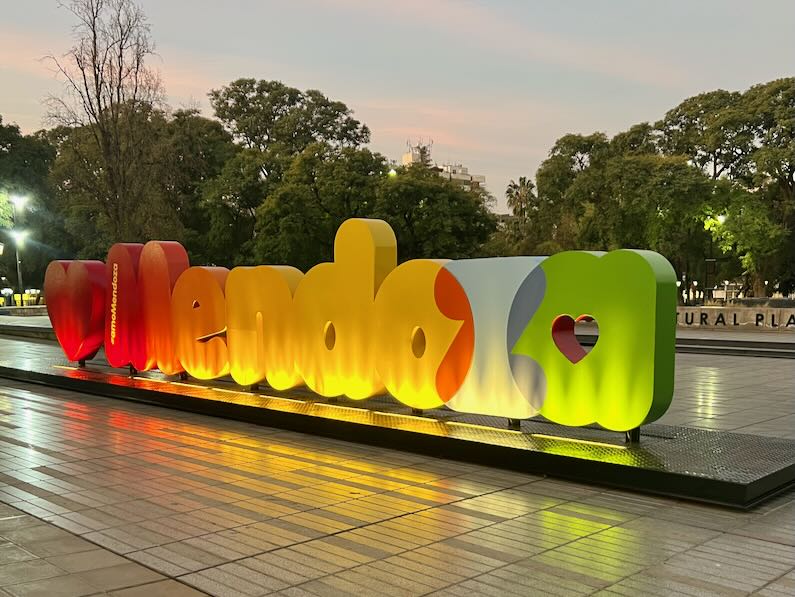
[494,77,795,297]
[0,116,57,286]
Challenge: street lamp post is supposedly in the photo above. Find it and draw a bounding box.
[9,230,28,305]
[705,214,728,304]
[8,195,29,304]
[16,246,22,303]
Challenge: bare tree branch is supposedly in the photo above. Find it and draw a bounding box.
[44,0,163,239]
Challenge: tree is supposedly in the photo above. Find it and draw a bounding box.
[711,185,786,296]
[609,122,659,156]
[210,80,369,153]
[745,78,795,207]
[203,80,372,265]
[530,133,610,253]
[375,164,496,261]
[0,117,54,215]
[49,106,183,258]
[505,177,535,221]
[657,90,754,181]
[202,149,270,265]
[254,143,386,269]
[488,176,550,257]
[154,109,239,264]
[254,146,495,269]
[657,78,795,294]
[209,79,369,183]
[0,116,59,287]
[503,127,720,298]
[594,154,715,291]
[46,0,163,241]
[736,79,795,294]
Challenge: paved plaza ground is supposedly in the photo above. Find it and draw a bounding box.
[0,341,792,595]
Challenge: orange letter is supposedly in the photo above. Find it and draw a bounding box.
[171,267,229,380]
[136,241,189,374]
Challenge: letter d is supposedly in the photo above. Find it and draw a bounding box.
[292,219,396,399]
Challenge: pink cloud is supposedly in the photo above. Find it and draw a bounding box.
[0,26,225,118]
[0,30,64,79]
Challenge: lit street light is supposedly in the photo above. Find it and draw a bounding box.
[6,194,30,304]
[705,214,727,302]
[10,194,28,211]
[10,229,29,246]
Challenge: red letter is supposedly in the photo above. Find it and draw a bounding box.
[44,260,106,362]
[104,243,145,368]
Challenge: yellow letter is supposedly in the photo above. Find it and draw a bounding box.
[292,219,396,398]
[226,265,304,389]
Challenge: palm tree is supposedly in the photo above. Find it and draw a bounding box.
[505,177,536,220]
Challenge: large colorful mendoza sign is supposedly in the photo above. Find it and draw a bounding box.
[44,219,677,432]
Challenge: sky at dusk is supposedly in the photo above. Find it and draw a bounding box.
[2,0,794,211]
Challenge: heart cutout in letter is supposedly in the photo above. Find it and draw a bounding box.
[551,314,597,364]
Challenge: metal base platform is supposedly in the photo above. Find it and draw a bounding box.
[0,351,793,510]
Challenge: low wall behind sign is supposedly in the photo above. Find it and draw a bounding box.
[44,219,678,432]
[677,307,795,331]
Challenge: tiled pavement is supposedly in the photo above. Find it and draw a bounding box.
[659,352,795,438]
[0,501,200,596]
[0,369,793,596]
[0,317,51,328]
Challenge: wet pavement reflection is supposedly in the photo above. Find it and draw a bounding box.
[0,370,793,595]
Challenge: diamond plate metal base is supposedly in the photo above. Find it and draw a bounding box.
[0,349,793,509]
